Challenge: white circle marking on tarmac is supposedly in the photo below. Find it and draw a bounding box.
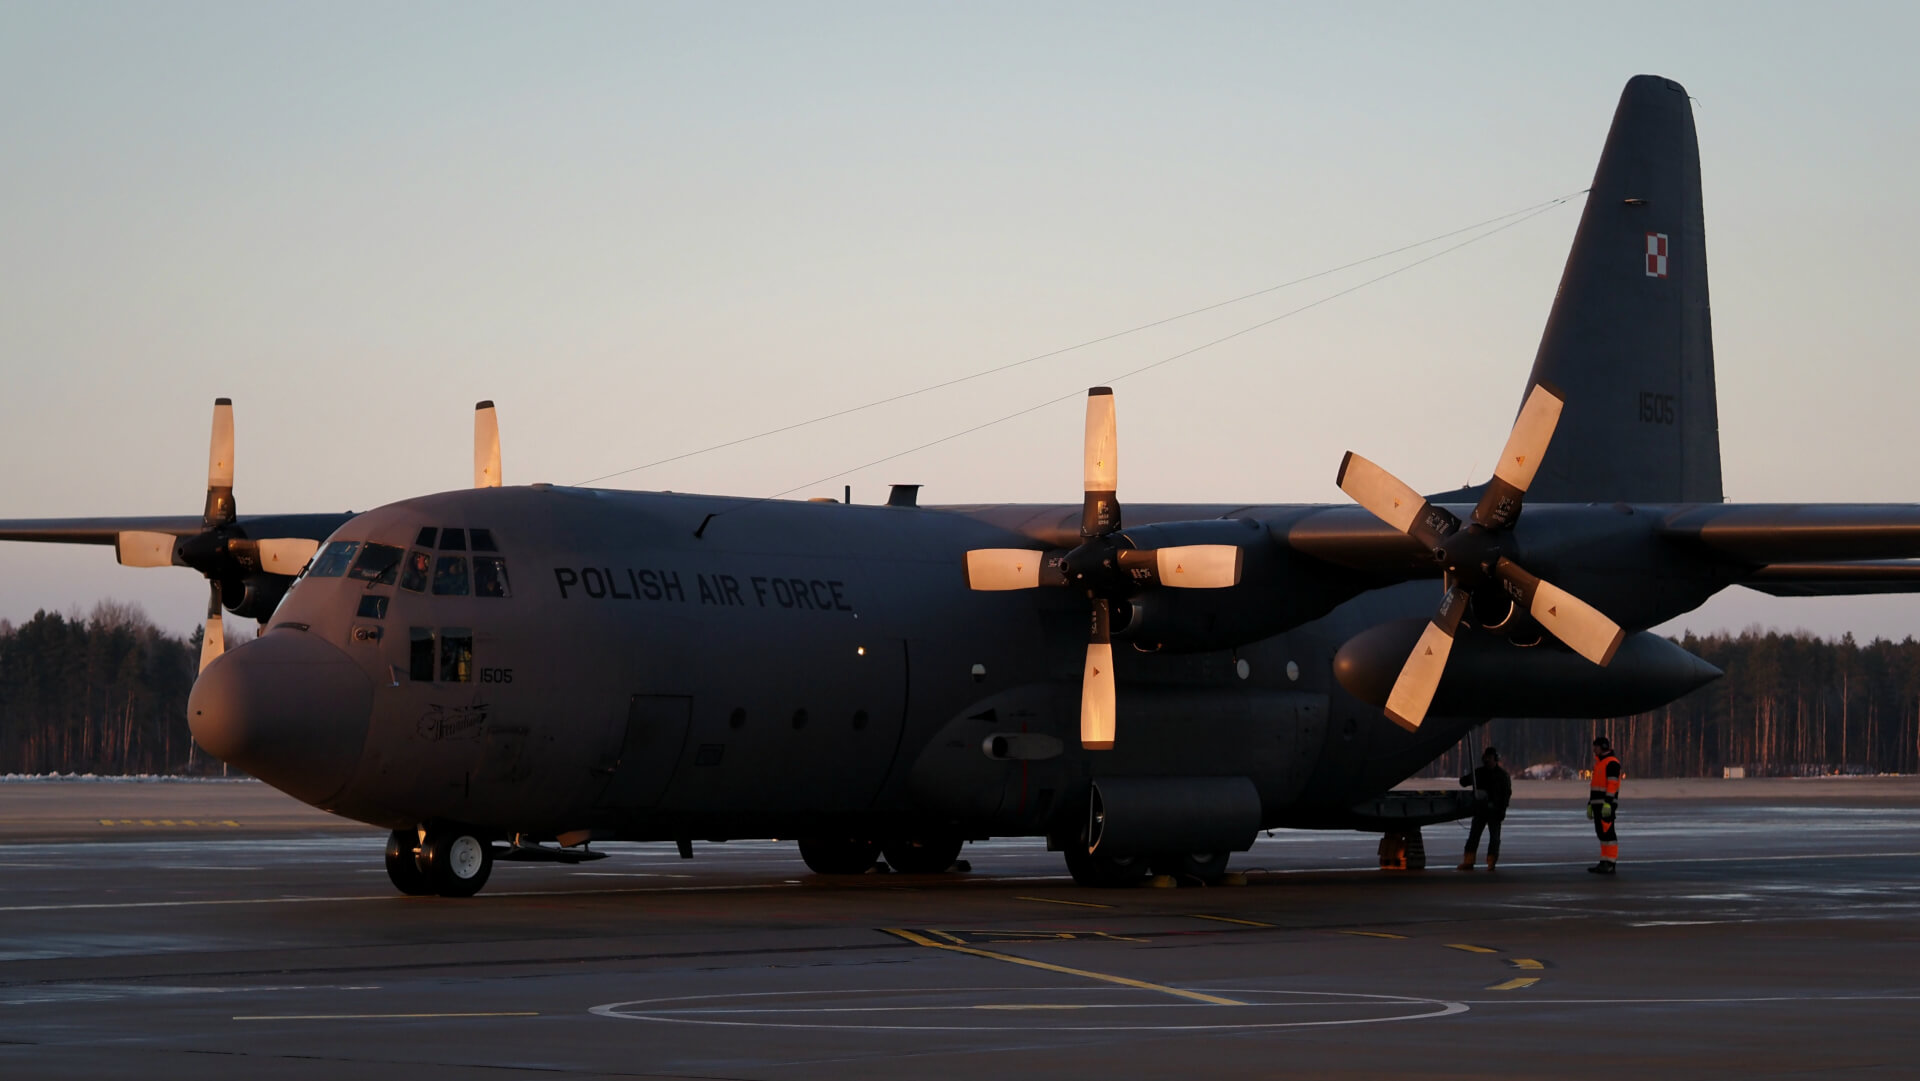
[590,986,1469,1032]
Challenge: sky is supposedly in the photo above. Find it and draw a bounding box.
[2,2,1918,639]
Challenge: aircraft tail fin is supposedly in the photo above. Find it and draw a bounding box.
[1523,75,1722,505]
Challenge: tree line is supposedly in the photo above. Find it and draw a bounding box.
[1426,630,1920,779]
[0,603,246,775]
[3,605,1919,777]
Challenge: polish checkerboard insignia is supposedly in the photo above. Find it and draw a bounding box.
[1645,232,1669,278]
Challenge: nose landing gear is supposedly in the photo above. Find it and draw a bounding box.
[384,827,496,897]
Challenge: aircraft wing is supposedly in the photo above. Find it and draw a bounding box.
[0,516,206,545]
[0,513,350,548]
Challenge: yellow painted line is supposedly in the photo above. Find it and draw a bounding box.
[883,928,1243,1007]
[139,820,155,826]
[925,929,968,945]
[974,1004,1089,1011]
[1486,977,1540,991]
[1446,943,1499,954]
[222,820,240,827]
[1339,930,1406,940]
[160,820,176,826]
[234,1011,538,1021]
[98,819,114,826]
[1015,895,1111,909]
[1509,958,1546,970]
[1186,914,1274,928]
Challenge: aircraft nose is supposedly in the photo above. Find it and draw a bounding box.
[188,630,374,807]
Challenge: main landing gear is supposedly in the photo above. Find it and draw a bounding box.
[386,827,495,898]
[796,835,968,875]
[1063,848,1232,887]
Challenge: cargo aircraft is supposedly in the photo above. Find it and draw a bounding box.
[7,75,1920,896]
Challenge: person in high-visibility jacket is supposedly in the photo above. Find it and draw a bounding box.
[1587,735,1622,874]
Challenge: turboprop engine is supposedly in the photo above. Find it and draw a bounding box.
[1333,618,1722,719]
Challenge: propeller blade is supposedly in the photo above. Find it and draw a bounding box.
[1114,544,1242,588]
[1081,598,1116,750]
[257,537,322,576]
[1473,382,1564,530]
[1337,452,1459,548]
[1382,587,1469,731]
[1494,558,1625,666]
[965,548,1045,591]
[474,400,503,488]
[1081,387,1120,537]
[199,584,225,675]
[115,530,179,568]
[202,398,236,529]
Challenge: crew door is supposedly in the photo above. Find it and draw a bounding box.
[594,694,693,810]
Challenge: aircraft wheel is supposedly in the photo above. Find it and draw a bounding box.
[797,836,881,874]
[419,829,494,898]
[1063,845,1151,888]
[1150,852,1231,883]
[882,837,963,874]
[384,830,435,896]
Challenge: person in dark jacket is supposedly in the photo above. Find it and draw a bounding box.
[1457,746,1513,871]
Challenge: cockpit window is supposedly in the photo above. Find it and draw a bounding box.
[415,526,437,549]
[307,541,360,578]
[347,543,403,585]
[470,528,498,552]
[432,555,470,596]
[473,556,511,598]
[440,528,467,551]
[399,550,431,593]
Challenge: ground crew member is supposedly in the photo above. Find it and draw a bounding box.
[1588,735,1621,874]
[1456,745,1512,871]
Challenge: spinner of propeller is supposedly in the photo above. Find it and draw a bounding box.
[115,399,506,675]
[1337,382,1624,732]
[964,387,1246,751]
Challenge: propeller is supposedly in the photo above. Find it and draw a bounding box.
[111,399,320,667]
[474,400,502,488]
[964,387,1244,750]
[1337,382,1624,731]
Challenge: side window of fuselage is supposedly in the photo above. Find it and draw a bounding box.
[440,628,473,682]
[409,627,435,681]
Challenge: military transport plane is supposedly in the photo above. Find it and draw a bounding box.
[7,75,1920,897]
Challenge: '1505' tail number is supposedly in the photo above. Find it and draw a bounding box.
[479,667,514,684]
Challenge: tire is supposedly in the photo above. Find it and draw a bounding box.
[797,836,881,875]
[1063,845,1151,888]
[384,830,434,896]
[1149,852,1231,883]
[882,837,964,874]
[419,829,494,898]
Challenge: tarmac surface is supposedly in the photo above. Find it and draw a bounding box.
[2,778,1918,1079]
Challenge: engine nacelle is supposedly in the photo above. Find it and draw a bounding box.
[1087,775,1262,855]
[1333,617,1722,719]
